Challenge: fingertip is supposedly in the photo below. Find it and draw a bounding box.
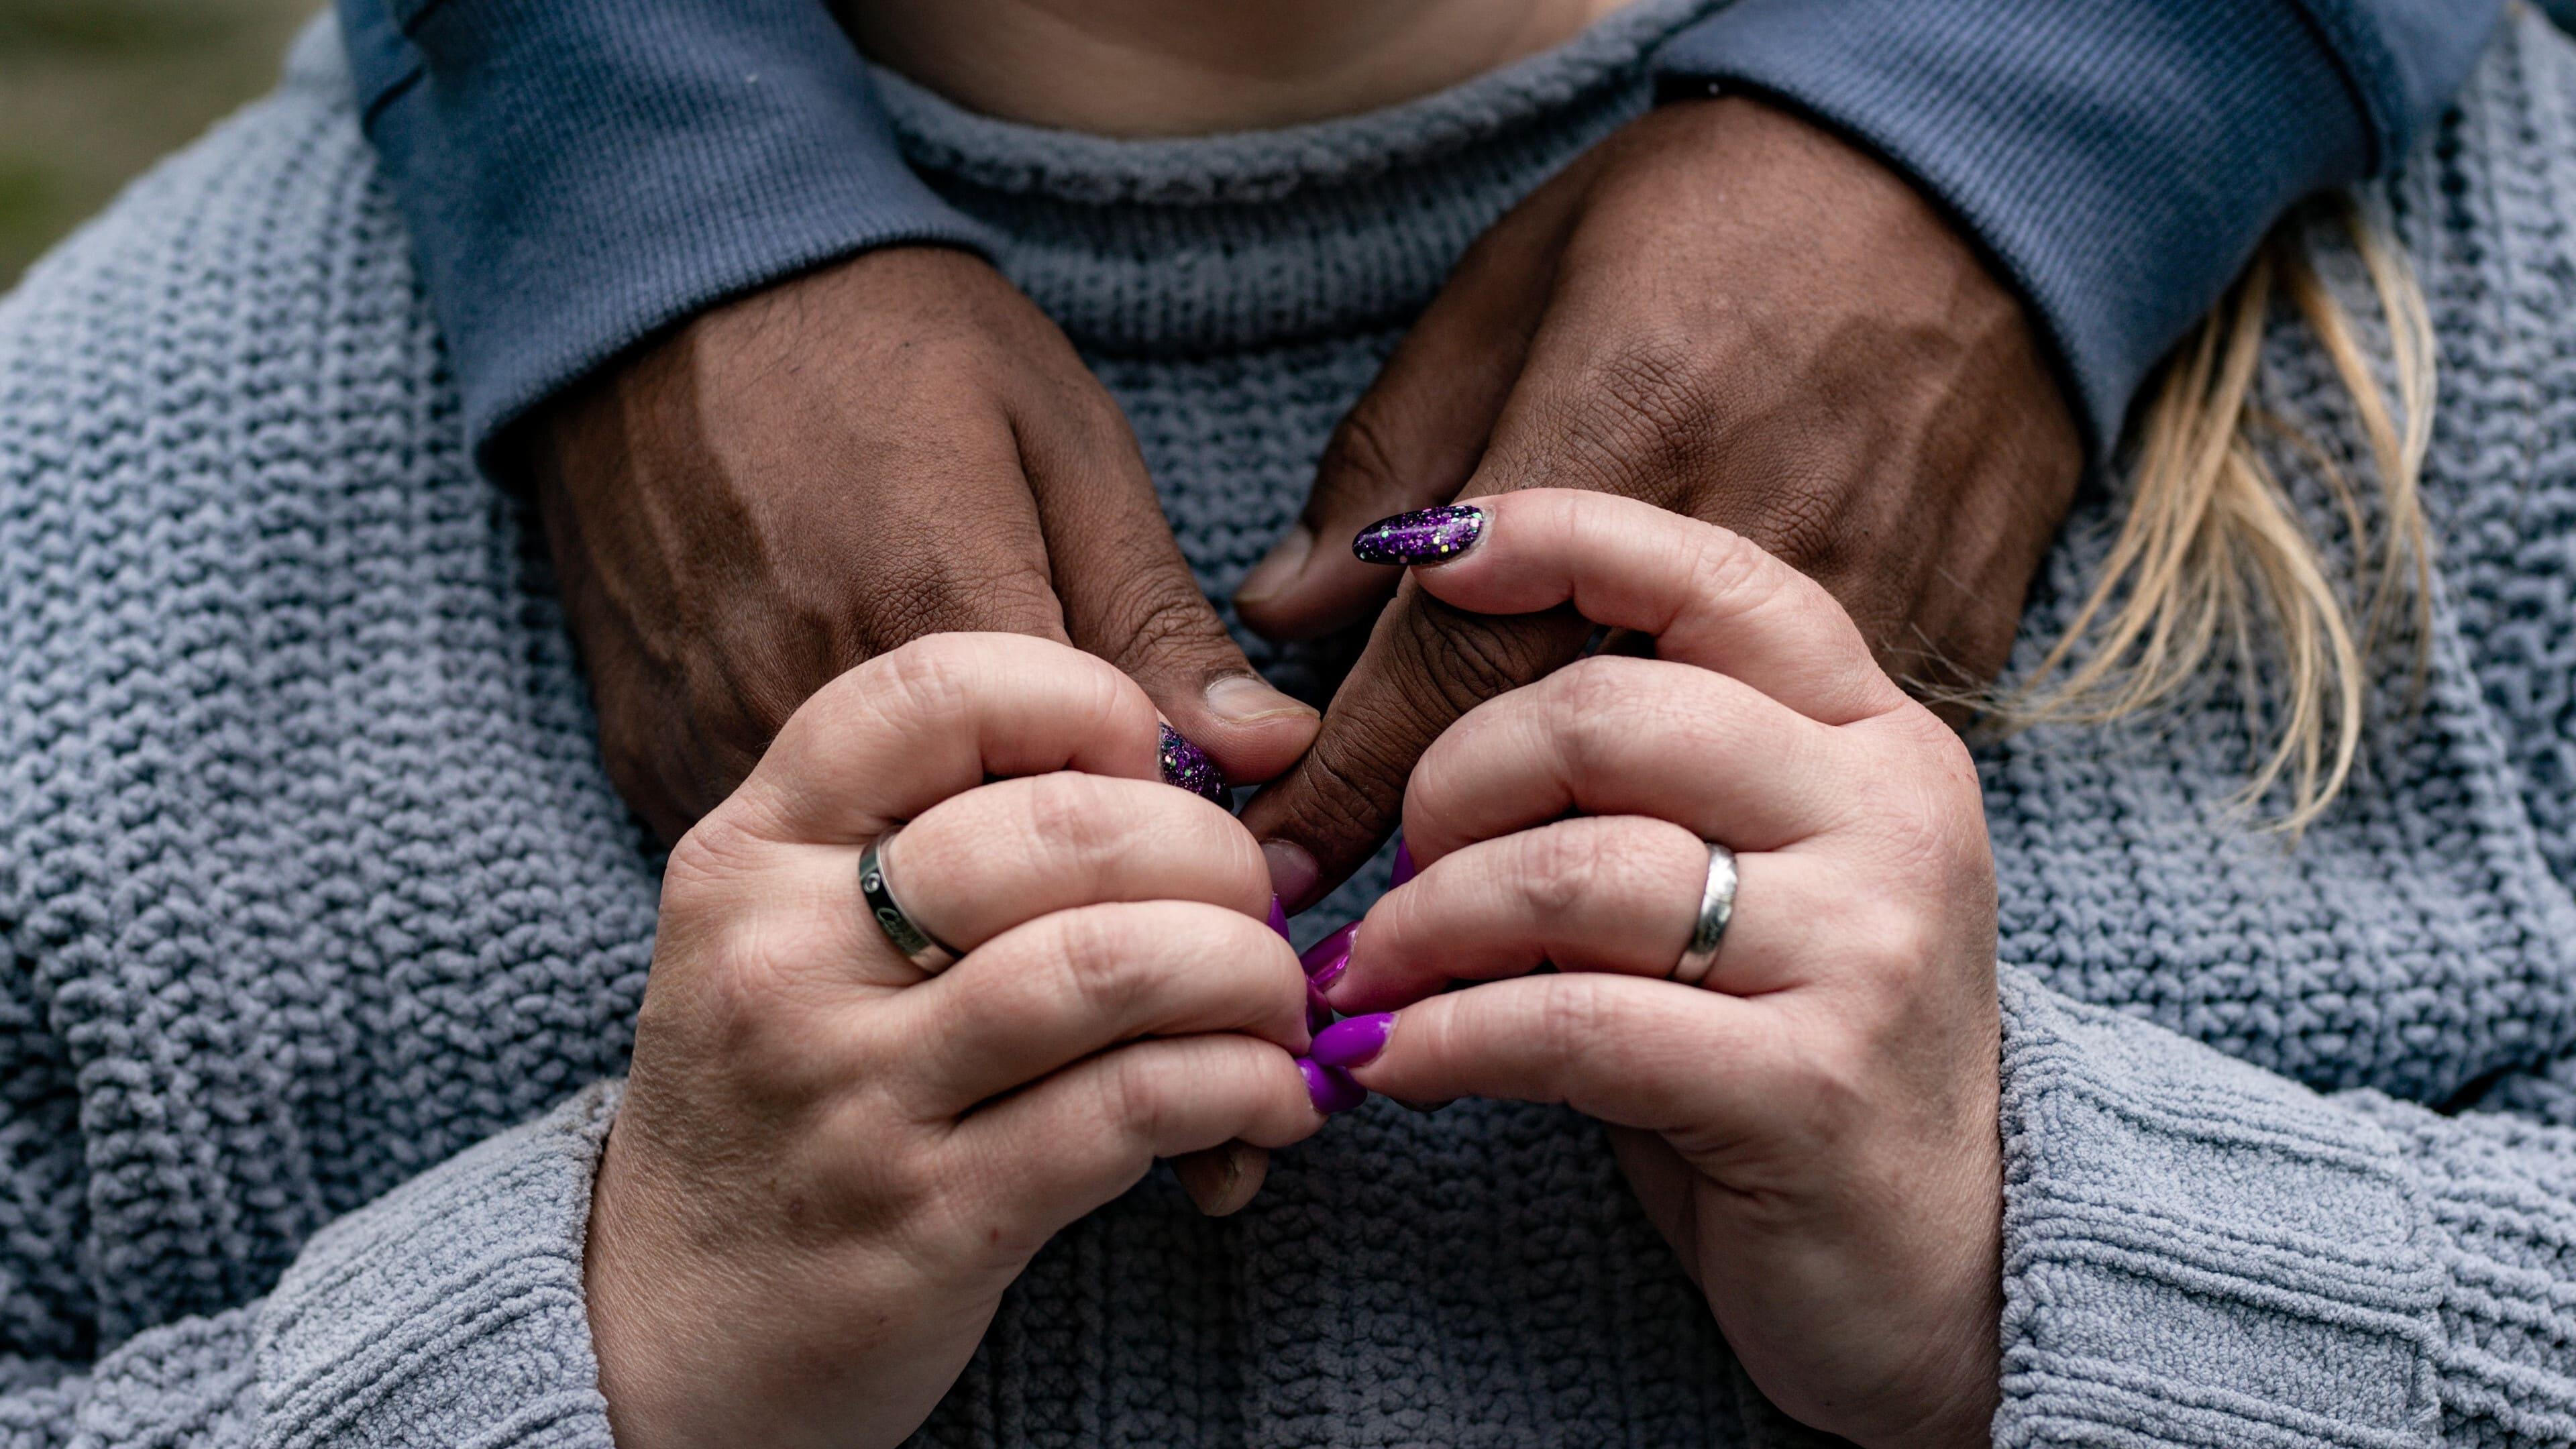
[1157,722,1230,805]
[1232,525,1313,609]
[1297,1058,1368,1116]
[1260,839,1322,913]
[1233,544,1403,643]
[1173,1142,1269,1217]
[1350,503,1489,567]
[1298,921,1358,989]
[1310,1011,1395,1069]
[1179,675,1321,786]
[1204,674,1317,728]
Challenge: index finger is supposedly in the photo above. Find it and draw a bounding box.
[1381,490,1908,727]
[1238,592,1593,908]
[720,631,1163,847]
[1341,972,1795,1140]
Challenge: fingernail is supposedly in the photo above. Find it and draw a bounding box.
[1174,1142,1267,1217]
[1235,525,1315,605]
[1159,723,1229,805]
[1263,840,1320,910]
[1299,922,1358,989]
[1267,895,1291,939]
[1352,504,1486,566]
[1310,1012,1393,1069]
[1389,836,1416,888]
[1205,674,1318,725]
[1298,1059,1367,1115]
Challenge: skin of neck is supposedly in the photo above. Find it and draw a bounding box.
[837,0,1639,136]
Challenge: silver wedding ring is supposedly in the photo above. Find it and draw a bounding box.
[1668,842,1737,988]
[859,826,960,975]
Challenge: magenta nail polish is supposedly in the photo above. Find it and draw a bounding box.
[1298,1059,1366,1115]
[1351,504,1487,566]
[1299,922,1357,987]
[1310,1012,1393,1069]
[1389,837,1416,888]
[1307,973,1343,1035]
[1159,723,1228,806]
[1267,895,1291,940]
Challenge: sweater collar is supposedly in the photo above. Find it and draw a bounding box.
[870,0,1721,354]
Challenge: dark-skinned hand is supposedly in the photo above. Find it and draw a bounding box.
[1232,95,2084,908]
[527,247,1321,846]
[527,247,1322,1218]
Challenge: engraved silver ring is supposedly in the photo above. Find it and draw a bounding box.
[859,826,961,975]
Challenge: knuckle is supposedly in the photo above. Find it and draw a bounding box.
[1287,720,1416,847]
[1043,375,1130,443]
[867,552,1061,649]
[661,812,769,907]
[1550,653,1633,717]
[1541,972,1616,1072]
[835,1119,948,1234]
[1397,600,1552,717]
[1550,653,1646,730]
[1739,481,1847,576]
[1771,1021,1872,1150]
[1018,773,1128,873]
[1092,565,1231,669]
[1680,527,1778,613]
[853,634,984,722]
[682,922,843,1099]
[697,658,808,761]
[1042,905,1149,1022]
[1543,656,1662,779]
[1858,753,1984,883]
[1839,898,1943,988]
[1516,824,1611,922]
[1099,1048,1175,1145]
[1556,335,1722,492]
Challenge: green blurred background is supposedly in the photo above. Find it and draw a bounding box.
[1,0,317,288]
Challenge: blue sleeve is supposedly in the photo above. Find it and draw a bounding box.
[1652,0,2506,456]
[333,0,993,470]
[341,0,2502,473]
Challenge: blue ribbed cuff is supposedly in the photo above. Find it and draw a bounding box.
[339,0,994,472]
[1651,0,2380,458]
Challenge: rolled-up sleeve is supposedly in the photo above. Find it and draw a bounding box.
[333,0,993,470]
[1651,0,2504,456]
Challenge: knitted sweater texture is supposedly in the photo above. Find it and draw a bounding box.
[6,5,2576,1444]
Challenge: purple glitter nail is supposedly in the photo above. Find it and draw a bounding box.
[1351,504,1487,566]
[1389,837,1416,888]
[1159,723,1229,806]
[1267,895,1291,940]
[1311,1012,1394,1069]
[1298,1059,1367,1115]
[1299,922,1358,987]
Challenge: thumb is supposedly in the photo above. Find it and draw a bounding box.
[1232,170,1583,643]
[1023,393,1320,792]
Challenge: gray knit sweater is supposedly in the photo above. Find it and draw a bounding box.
[6,5,2576,1445]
